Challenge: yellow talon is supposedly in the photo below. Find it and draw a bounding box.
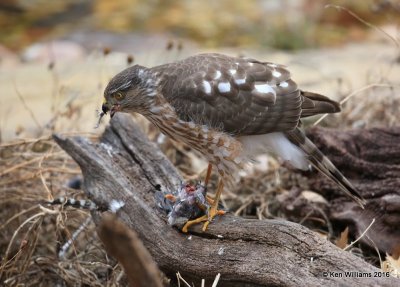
[165,193,176,202]
[182,215,208,233]
[180,164,226,233]
[202,207,226,231]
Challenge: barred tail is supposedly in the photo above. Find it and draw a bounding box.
[285,128,365,208]
[300,91,341,117]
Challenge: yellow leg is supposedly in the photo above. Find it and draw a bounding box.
[181,214,208,233]
[205,163,212,186]
[204,163,218,204]
[181,177,225,233]
[202,178,225,231]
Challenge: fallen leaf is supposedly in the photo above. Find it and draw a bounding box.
[336,227,349,249]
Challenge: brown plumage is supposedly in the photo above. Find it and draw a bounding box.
[151,54,341,136]
[102,53,365,232]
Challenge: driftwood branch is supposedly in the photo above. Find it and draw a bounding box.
[275,126,400,257]
[306,127,400,255]
[53,114,398,287]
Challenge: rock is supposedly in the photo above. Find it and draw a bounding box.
[0,44,20,67]
[21,40,86,63]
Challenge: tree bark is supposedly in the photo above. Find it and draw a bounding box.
[53,114,398,287]
[306,127,400,255]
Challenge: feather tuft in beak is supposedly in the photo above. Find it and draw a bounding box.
[102,103,109,115]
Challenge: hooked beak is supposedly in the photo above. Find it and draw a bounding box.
[101,103,120,118]
[101,103,109,115]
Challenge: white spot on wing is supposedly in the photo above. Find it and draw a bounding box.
[218,82,231,93]
[150,106,163,114]
[255,84,276,95]
[229,69,237,75]
[202,81,212,94]
[214,71,222,79]
[279,81,289,88]
[272,70,282,77]
[268,63,278,68]
[234,78,246,85]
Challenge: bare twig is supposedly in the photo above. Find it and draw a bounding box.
[344,218,376,251]
[13,82,42,130]
[212,273,221,287]
[176,272,191,287]
[325,4,400,50]
[313,83,395,126]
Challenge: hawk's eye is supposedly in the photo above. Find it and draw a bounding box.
[114,92,124,100]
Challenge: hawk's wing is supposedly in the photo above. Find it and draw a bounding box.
[152,53,336,135]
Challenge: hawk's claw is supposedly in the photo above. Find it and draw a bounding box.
[164,193,176,202]
[182,215,208,233]
[182,206,226,233]
[202,208,226,231]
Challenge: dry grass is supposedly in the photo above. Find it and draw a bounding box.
[0,135,127,286]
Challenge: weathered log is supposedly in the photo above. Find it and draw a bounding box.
[306,127,400,255]
[53,114,398,287]
[273,126,400,258]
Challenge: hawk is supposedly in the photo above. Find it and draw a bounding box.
[102,53,365,232]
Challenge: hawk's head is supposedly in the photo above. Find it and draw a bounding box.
[102,65,157,117]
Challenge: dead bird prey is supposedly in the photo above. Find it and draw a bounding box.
[155,183,224,231]
[100,53,365,232]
